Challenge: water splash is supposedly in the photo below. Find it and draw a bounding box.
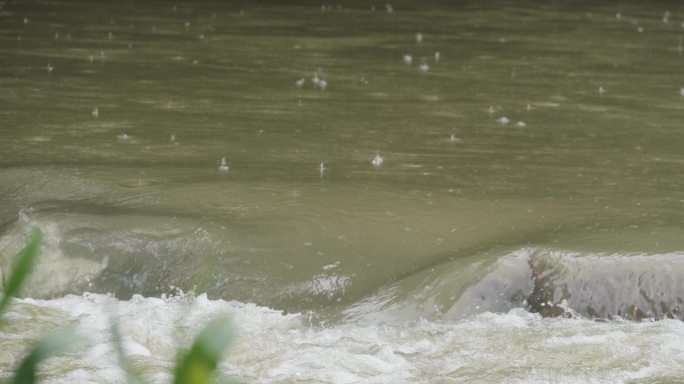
[218,157,229,172]
[372,151,383,167]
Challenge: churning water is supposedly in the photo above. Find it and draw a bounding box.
[2,1,684,382]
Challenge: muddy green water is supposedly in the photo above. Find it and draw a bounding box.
[1,1,684,382]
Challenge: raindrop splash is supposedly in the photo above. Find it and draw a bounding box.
[218,157,229,172]
[372,151,383,167]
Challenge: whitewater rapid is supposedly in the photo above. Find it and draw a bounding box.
[3,292,684,383]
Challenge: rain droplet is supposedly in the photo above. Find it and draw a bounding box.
[218,157,229,172]
[372,151,383,167]
[419,61,429,72]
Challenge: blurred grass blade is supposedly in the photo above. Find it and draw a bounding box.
[111,321,146,384]
[12,328,87,384]
[172,316,234,384]
[0,229,43,317]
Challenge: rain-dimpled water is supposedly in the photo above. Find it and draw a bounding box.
[2,1,684,382]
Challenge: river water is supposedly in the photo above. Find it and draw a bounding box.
[2,1,684,382]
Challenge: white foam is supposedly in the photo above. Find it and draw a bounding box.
[2,293,684,383]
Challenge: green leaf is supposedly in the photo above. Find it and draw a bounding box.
[110,321,146,384]
[0,229,43,318]
[172,316,234,384]
[12,329,87,384]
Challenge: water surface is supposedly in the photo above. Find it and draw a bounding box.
[1,1,684,382]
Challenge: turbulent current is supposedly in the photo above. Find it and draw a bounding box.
[4,210,684,323]
[2,0,684,382]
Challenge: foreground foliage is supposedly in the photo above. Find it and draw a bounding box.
[0,229,234,384]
